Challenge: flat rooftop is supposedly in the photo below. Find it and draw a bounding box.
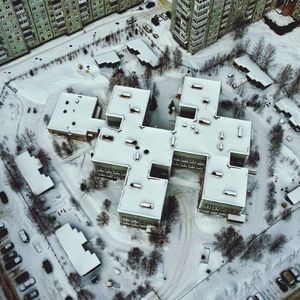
[275,98,300,127]
[15,150,54,195]
[287,186,300,205]
[94,50,120,66]
[48,92,105,136]
[56,223,101,276]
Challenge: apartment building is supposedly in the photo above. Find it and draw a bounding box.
[171,0,277,54]
[0,0,142,65]
[91,77,251,229]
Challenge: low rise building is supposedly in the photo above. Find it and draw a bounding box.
[47,93,105,141]
[286,186,300,205]
[92,77,252,228]
[56,223,101,276]
[94,50,121,68]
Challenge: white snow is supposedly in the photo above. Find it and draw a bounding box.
[55,223,101,276]
[126,39,160,67]
[47,92,105,138]
[266,10,295,27]
[233,55,273,88]
[15,150,54,195]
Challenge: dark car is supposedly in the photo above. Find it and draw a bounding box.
[15,271,30,284]
[42,259,53,273]
[151,16,159,26]
[0,228,8,240]
[24,289,39,300]
[281,270,296,288]
[276,277,288,292]
[146,2,155,8]
[166,11,171,19]
[4,256,22,270]
[1,242,14,254]
[3,250,18,263]
[0,191,8,204]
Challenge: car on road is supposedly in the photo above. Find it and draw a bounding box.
[146,2,155,8]
[42,259,53,273]
[160,13,168,20]
[15,271,30,284]
[1,242,14,254]
[3,250,18,263]
[276,277,288,292]
[152,33,159,38]
[0,228,8,240]
[289,267,300,282]
[4,256,22,270]
[0,191,8,204]
[126,16,137,25]
[281,270,296,288]
[151,16,159,26]
[19,277,36,292]
[143,24,152,33]
[24,289,39,300]
[19,229,29,243]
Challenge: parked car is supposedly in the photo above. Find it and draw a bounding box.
[276,277,288,292]
[4,256,22,270]
[42,259,53,273]
[19,230,29,243]
[281,270,296,288]
[143,24,152,33]
[15,271,30,284]
[254,292,265,300]
[151,16,159,26]
[19,277,36,292]
[0,228,8,240]
[289,267,300,282]
[152,33,159,38]
[0,222,5,229]
[160,12,168,20]
[3,250,18,263]
[91,275,99,284]
[247,297,255,300]
[1,242,14,254]
[166,11,171,18]
[126,16,137,25]
[145,2,155,8]
[0,191,8,204]
[24,289,39,300]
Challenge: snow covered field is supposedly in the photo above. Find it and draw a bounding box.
[0,5,300,300]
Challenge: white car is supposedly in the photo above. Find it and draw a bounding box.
[113,268,121,275]
[19,277,35,292]
[160,13,168,20]
[289,267,300,282]
[143,24,152,33]
[19,230,29,243]
[0,222,5,229]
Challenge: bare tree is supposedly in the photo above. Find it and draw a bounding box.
[251,37,265,64]
[276,64,293,94]
[144,67,152,89]
[269,234,287,253]
[173,47,183,68]
[103,199,112,211]
[260,43,276,71]
[96,211,109,227]
[232,17,248,40]
[287,68,300,97]
[127,247,144,269]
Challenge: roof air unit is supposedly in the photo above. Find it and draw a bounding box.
[195,128,199,134]
[133,152,141,161]
[191,83,203,90]
[202,98,210,104]
[182,123,187,128]
[140,202,154,209]
[219,132,225,140]
[224,190,237,197]
[212,171,223,177]
[130,183,142,189]
[238,126,243,138]
[125,139,137,145]
[119,92,132,98]
[218,142,224,151]
[102,134,114,141]
[170,136,176,147]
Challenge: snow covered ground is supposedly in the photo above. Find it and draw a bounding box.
[0,5,300,300]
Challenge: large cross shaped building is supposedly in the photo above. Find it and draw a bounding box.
[92,77,252,229]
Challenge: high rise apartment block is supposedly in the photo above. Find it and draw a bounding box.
[0,0,141,65]
[171,0,277,54]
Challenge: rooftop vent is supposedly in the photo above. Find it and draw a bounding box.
[224,190,237,197]
[144,149,150,154]
[170,136,176,147]
[238,126,243,138]
[140,202,154,209]
[214,114,220,120]
[219,132,225,140]
[133,152,141,161]
[182,123,187,128]
[212,171,223,177]
[199,119,211,126]
[130,182,142,189]
[218,142,224,151]
[202,98,210,104]
[119,92,131,98]
[125,139,137,145]
[65,101,69,105]
[72,121,76,125]
[75,99,79,104]
[191,124,195,129]
[102,134,114,141]
[129,107,140,113]
[63,109,67,113]
[195,128,199,134]
[191,83,203,90]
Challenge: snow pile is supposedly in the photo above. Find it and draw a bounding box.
[266,10,295,27]
[15,150,54,195]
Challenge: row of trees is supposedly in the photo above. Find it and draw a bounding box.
[80,169,109,193]
[276,64,300,97]
[213,226,288,262]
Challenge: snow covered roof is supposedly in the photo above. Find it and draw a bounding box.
[47,93,105,137]
[15,150,54,195]
[275,98,300,127]
[287,186,300,205]
[94,50,120,66]
[55,223,101,276]
[233,55,273,87]
[126,39,160,67]
[93,78,251,221]
[140,290,161,300]
[266,10,295,27]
